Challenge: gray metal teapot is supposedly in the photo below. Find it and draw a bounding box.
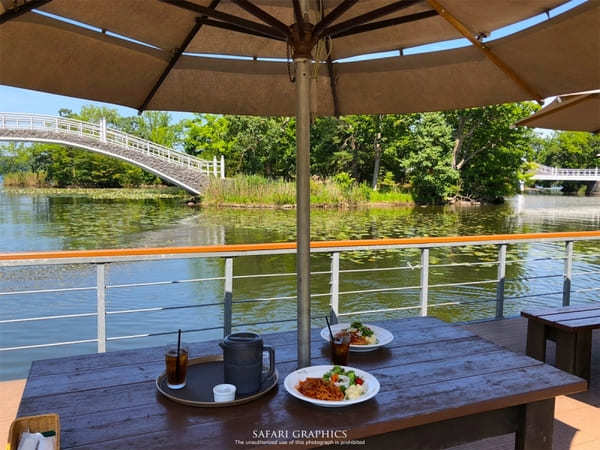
[219,332,275,395]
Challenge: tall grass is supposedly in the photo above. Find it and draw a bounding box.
[2,171,49,187]
[202,175,413,207]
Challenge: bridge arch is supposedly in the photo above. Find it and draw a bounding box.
[0,113,224,195]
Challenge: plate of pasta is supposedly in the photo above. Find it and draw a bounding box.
[320,321,394,352]
[284,365,380,407]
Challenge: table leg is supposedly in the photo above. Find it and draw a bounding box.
[526,320,546,362]
[515,398,554,450]
[574,329,592,381]
[555,329,577,374]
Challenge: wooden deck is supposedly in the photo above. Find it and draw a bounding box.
[1,317,598,449]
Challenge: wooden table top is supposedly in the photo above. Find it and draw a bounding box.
[17,317,586,449]
[522,304,600,330]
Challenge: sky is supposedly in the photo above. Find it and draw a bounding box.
[0,0,587,122]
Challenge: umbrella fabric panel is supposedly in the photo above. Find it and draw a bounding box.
[0,14,168,109]
[491,0,600,100]
[40,0,199,51]
[1,1,598,116]
[147,56,332,116]
[517,93,600,132]
[32,0,569,59]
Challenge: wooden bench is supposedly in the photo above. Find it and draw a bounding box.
[522,304,600,381]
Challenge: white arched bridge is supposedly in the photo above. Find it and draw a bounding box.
[532,164,600,181]
[0,112,224,194]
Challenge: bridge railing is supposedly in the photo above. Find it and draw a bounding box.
[0,231,599,354]
[536,164,599,177]
[0,112,225,178]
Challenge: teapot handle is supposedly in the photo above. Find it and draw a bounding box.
[262,345,275,380]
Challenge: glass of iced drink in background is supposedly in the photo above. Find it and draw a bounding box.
[331,332,350,366]
[165,344,189,389]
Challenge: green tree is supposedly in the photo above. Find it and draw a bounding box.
[403,113,457,204]
[445,102,538,202]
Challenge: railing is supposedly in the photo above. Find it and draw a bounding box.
[1,231,599,353]
[534,164,600,178]
[0,112,225,178]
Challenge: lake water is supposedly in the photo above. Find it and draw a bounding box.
[1,188,599,380]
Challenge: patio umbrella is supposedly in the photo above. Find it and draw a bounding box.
[516,90,600,133]
[1,0,599,367]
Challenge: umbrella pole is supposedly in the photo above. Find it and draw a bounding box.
[295,56,311,368]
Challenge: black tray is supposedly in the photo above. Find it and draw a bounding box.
[156,355,278,407]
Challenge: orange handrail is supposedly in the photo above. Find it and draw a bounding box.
[0,231,599,262]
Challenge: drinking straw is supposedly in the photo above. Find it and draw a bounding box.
[325,316,334,342]
[176,328,182,380]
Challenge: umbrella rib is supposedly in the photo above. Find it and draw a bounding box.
[313,0,359,38]
[138,0,222,113]
[322,0,423,38]
[0,0,53,25]
[230,0,290,37]
[426,0,544,102]
[331,10,438,39]
[160,0,286,40]
[292,0,305,36]
[201,19,287,42]
[325,40,340,117]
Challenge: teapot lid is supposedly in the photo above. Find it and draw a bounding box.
[223,332,261,345]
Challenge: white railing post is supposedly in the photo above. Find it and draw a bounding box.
[223,258,233,337]
[97,264,107,353]
[495,244,507,319]
[563,241,573,306]
[213,156,218,176]
[221,155,225,179]
[420,248,429,317]
[330,252,340,324]
[100,117,107,143]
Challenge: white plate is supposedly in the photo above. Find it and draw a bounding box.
[284,365,380,407]
[320,323,394,352]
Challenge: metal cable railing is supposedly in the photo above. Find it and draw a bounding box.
[0,231,599,353]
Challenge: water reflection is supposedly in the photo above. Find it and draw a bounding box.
[0,190,599,379]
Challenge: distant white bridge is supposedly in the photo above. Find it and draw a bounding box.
[532,164,600,181]
[0,112,224,194]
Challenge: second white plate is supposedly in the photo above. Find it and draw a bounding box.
[320,323,394,352]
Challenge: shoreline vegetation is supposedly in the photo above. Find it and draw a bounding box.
[1,174,414,207]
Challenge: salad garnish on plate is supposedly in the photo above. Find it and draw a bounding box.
[335,321,377,345]
[296,366,367,401]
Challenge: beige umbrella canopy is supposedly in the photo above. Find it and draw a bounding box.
[516,91,600,133]
[1,0,599,367]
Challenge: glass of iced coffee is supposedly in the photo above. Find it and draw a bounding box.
[165,344,189,389]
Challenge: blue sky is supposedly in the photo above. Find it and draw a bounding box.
[0,0,586,120]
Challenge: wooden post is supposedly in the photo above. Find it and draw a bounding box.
[516,398,554,450]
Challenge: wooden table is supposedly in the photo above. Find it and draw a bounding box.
[17,317,585,449]
[522,304,600,381]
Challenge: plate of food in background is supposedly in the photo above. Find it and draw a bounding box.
[284,365,380,407]
[320,321,394,352]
